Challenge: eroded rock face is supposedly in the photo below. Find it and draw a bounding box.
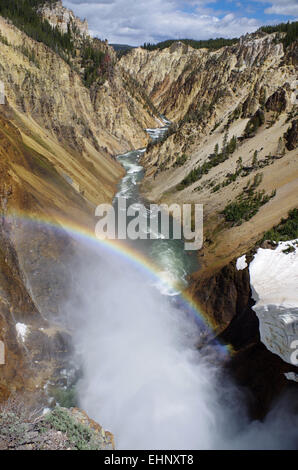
[285,40,298,66]
[189,260,255,332]
[0,221,74,402]
[0,15,157,207]
[0,8,159,401]
[0,111,103,401]
[38,0,89,37]
[285,119,298,150]
[120,31,296,183]
[265,87,288,113]
[190,245,298,419]
[120,32,286,124]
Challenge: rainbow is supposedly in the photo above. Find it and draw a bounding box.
[7,209,229,354]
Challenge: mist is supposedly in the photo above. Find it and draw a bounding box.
[64,241,298,450]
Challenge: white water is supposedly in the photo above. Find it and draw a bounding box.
[72,257,226,449]
[67,123,298,449]
[68,248,298,449]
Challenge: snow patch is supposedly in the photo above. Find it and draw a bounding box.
[236,255,247,270]
[249,240,298,381]
[249,239,298,308]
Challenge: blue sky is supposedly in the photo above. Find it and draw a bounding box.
[64,0,298,45]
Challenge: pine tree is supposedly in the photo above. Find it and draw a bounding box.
[222,130,229,154]
[252,150,258,167]
[236,157,243,173]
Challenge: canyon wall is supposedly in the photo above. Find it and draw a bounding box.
[121,31,298,415]
[0,9,158,402]
[121,32,298,273]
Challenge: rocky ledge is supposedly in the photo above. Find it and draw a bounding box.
[249,240,298,381]
[190,237,298,419]
[0,401,115,450]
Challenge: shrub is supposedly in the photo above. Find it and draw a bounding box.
[178,135,238,189]
[44,407,100,450]
[175,154,188,167]
[0,31,9,45]
[260,208,298,242]
[0,396,39,449]
[222,174,276,225]
[50,386,78,408]
[211,184,221,193]
[0,411,29,447]
[243,109,265,138]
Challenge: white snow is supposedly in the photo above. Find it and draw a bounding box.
[236,255,248,270]
[16,323,28,342]
[249,240,298,380]
[249,240,298,308]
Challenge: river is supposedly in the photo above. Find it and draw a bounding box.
[114,119,199,296]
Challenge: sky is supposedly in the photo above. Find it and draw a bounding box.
[63,0,298,45]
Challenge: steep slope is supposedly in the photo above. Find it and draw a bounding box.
[0,15,159,205]
[0,6,160,403]
[121,31,298,275]
[121,30,298,414]
[0,113,80,402]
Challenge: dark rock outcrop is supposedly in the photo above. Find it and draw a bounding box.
[190,258,298,420]
[285,40,298,66]
[285,119,298,150]
[265,87,287,113]
[226,342,298,420]
[190,260,253,330]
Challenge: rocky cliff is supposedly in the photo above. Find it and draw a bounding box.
[0,8,159,404]
[0,15,158,205]
[121,31,297,273]
[249,240,298,380]
[38,0,89,38]
[121,30,298,416]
